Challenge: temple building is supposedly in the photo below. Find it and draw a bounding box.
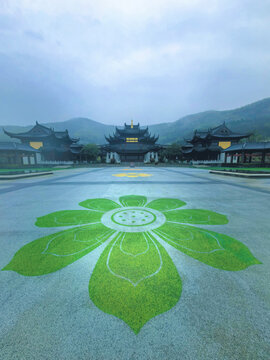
[0,142,39,166]
[182,122,251,162]
[102,121,163,163]
[3,122,83,162]
[223,142,270,165]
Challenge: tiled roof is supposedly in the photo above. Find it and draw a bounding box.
[0,142,39,152]
[224,142,270,152]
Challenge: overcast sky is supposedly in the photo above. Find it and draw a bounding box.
[1,0,270,126]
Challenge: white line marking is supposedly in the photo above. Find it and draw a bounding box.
[119,232,150,257]
[167,215,212,225]
[154,227,224,254]
[42,226,114,257]
[106,232,162,287]
[121,199,146,208]
[156,227,194,242]
[161,203,186,212]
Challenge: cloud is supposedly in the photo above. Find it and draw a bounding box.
[3,0,219,20]
[24,30,44,42]
[0,0,270,125]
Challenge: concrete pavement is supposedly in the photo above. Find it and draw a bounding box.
[0,167,269,360]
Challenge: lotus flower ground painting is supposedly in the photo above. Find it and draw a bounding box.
[2,195,261,334]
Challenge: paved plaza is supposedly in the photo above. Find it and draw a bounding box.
[0,167,269,360]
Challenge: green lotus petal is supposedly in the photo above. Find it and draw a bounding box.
[89,232,182,334]
[2,224,115,276]
[105,232,163,285]
[164,209,228,225]
[146,198,186,211]
[119,195,147,207]
[35,210,102,227]
[79,198,121,212]
[154,223,261,271]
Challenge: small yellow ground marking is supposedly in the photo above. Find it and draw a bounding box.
[121,168,143,171]
[113,173,152,178]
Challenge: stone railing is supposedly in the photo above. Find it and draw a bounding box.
[37,160,74,165]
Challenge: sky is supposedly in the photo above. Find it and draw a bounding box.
[0,0,270,126]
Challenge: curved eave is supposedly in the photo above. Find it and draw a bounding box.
[207,146,222,151]
[70,148,82,154]
[182,145,194,151]
[70,137,80,143]
[182,149,193,154]
[210,133,251,139]
[3,128,30,139]
[0,141,40,152]
[223,141,270,152]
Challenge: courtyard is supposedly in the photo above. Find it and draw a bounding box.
[0,166,269,359]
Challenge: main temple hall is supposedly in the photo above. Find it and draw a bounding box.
[102,121,163,163]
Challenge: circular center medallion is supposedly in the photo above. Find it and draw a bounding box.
[101,206,166,233]
[112,209,156,227]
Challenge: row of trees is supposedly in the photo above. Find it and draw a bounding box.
[81,143,183,163]
[161,143,183,162]
[82,144,101,162]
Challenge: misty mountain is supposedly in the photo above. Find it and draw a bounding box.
[149,97,270,143]
[0,118,115,145]
[1,98,270,145]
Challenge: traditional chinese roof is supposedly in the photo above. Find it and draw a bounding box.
[186,122,251,144]
[70,143,84,154]
[0,142,39,152]
[182,144,221,154]
[115,122,149,136]
[3,121,79,143]
[105,122,159,145]
[223,142,270,152]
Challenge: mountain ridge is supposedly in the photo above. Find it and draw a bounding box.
[1,98,270,144]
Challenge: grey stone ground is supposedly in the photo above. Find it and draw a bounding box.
[0,167,269,360]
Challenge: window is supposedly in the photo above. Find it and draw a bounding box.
[126,138,138,142]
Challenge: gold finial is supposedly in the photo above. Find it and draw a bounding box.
[131,119,133,128]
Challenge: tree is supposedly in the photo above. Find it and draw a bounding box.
[164,143,183,161]
[82,144,100,162]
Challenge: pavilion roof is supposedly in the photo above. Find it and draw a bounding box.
[185,122,251,143]
[0,142,39,152]
[3,122,79,143]
[115,123,149,136]
[223,142,270,152]
[105,122,159,145]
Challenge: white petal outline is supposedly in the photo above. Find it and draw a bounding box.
[80,198,121,212]
[154,225,224,254]
[42,225,115,257]
[120,196,147,208]
[51,211,102,226]
[146,198,186,212]
[119,232,150,257]
[106,232,162,287]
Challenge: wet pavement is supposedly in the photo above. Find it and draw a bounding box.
[0,167,269,360]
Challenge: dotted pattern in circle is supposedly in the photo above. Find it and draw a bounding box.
[101,207,166,233]
[112,209,156,227]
